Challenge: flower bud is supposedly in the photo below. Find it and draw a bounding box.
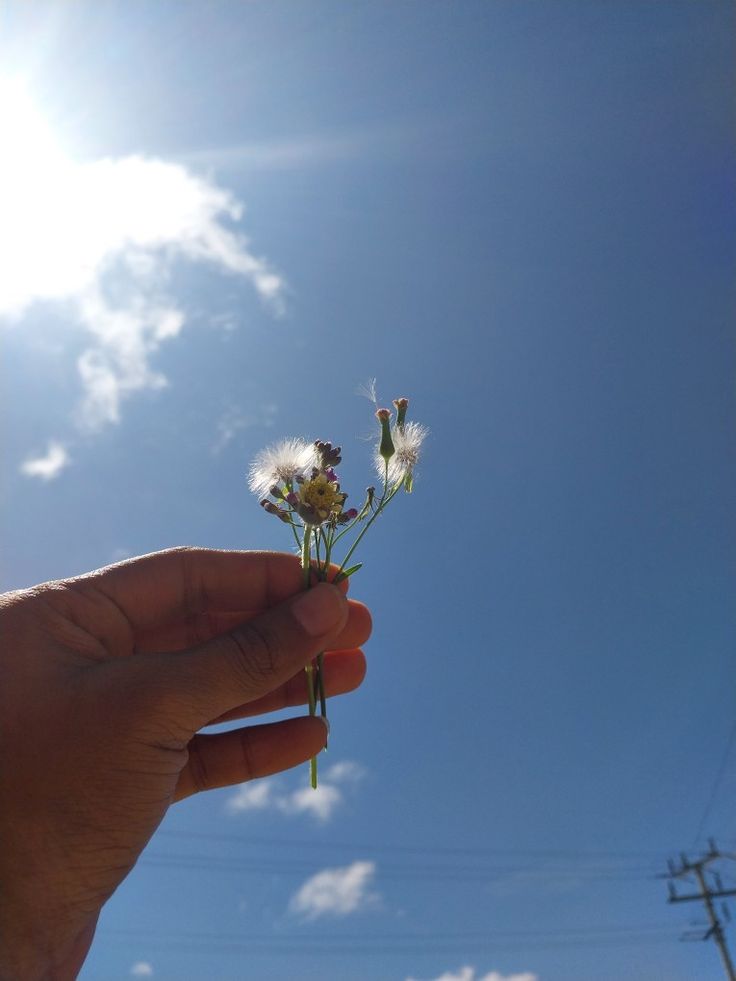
[315,440,342,468]
[393,397,409,430]
[260,499,291,523]
[375,408,395,462]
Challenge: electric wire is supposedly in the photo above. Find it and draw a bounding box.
[692,717,736,847]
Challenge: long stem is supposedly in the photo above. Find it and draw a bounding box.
[338,470,401,575]
[301,526,319,789]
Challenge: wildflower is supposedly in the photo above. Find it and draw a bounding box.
[247,388,425,789]
[393,397,409,430]
[259,499,292,523]
[375,408,395,464]
[386,421,427,489]
[315,440,342,470]
[248,438,318,498]
[296,470,348,524]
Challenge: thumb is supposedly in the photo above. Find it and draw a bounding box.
[128,583,348,736]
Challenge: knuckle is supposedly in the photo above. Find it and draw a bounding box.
[237,729,257,783]
[186,740,210,795]
[175,547,208,616]
[225,619,281,691]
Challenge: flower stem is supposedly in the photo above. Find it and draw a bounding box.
[337,469,401,576]
[317,651,327,722]
[301,525,320,788]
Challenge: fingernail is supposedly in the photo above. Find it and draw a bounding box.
[291,584,345,637]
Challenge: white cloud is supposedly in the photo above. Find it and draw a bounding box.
[0,81,285,435]
[406,971,537,981]
[289,861,378,920]
[19,441,70,481]
[130,963,154,978]
[225,780,275,814]
[279,784,343,823]
[225,760,363,823]
[322,760,366,784]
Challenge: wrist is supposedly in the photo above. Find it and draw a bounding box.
[0,919,98,981]
[0,892,98,981]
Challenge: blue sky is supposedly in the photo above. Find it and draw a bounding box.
[1,2,735,979]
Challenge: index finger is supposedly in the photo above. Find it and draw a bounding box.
[74,548,346,631]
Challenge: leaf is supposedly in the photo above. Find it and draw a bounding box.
[334,563,363,583]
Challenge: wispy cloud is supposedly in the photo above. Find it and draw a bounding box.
[406,971,537,981]
[226,780,274,813]
[19,441,70,481]
[0,83,285,441]
[211,401,278,455]
[130,963,154,978]
[288,860,378,920]
[226,759,364,823]
[322,760,366,784]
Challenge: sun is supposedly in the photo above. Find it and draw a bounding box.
[0,78,84,315]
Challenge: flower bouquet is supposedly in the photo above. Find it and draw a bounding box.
[249,392,426,787]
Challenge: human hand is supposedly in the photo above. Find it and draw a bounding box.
[0,547,370,981]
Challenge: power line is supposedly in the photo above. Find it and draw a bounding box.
[140,851,654,884]
[664,840,736,981]
[156,827,670,862]
[103,922,678,943]
[98,926,678,956]
[693,719,736,847]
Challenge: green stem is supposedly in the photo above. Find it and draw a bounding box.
[302,524,312,588]
[317,651,327,723]
[337,473,401,575]
[301,526,319,787]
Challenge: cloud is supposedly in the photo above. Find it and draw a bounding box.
[19,441,70,481]
[225,759,364,823]
[226,780,275,813]
[322,760,366,784]
[0,83,285,436]
[211,401,278,455]
[280,784,343,822]
[288,861,378,920]
[406,971,537,981]
[130,963,154,978]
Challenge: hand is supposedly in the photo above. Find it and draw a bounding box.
[0,547,370,981]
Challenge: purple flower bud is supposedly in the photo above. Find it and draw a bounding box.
[375,408,395,462]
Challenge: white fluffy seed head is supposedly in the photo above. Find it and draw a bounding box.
[375,421,428,485]
[248,438,319,497]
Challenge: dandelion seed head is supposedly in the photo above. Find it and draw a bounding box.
[248,438,319,497]
[376,421,428,484]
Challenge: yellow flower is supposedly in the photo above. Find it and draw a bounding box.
[299,472,346,521]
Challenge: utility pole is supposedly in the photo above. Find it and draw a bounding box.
[665,839,736,981]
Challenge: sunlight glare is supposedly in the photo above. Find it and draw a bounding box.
[0,79,191,319]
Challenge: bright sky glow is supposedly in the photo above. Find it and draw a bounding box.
[0,78,284,435]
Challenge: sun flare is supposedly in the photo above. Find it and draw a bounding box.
[0,79,98,313]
